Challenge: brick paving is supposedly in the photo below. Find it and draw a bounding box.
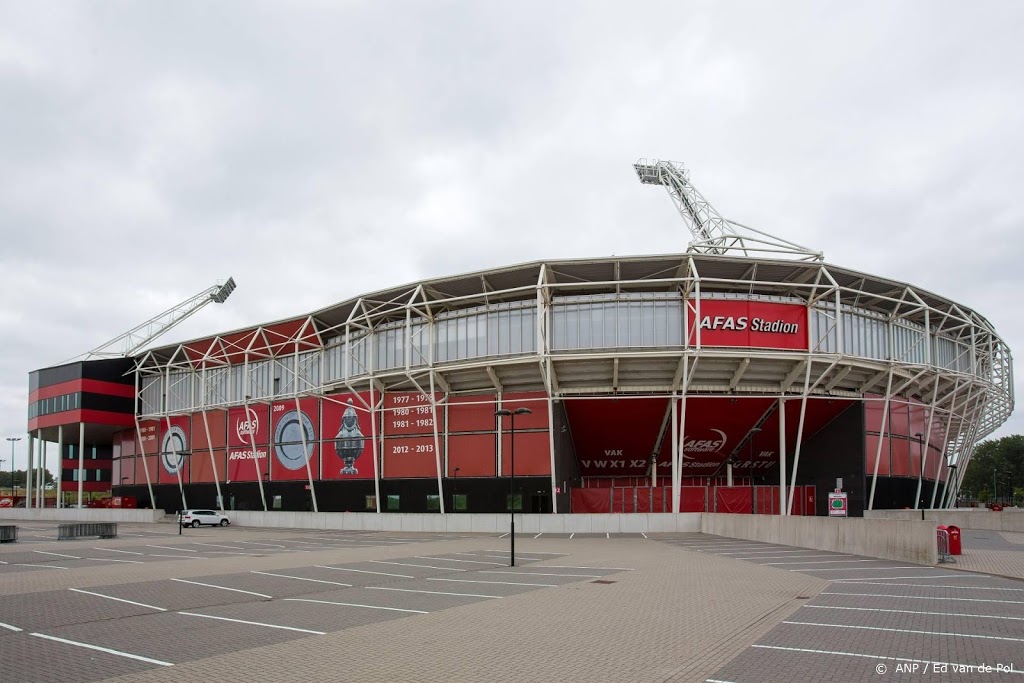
[1,521,1021,682]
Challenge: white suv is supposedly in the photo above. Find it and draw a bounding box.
[180,509,230,528]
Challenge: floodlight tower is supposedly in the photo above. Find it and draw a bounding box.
[72,278,237,361]
[634,159,823,261]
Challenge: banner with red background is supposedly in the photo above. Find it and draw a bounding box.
[688,299,808,350]
[271,397,320,481]
[226,405,270,482]
[322,392,375,480]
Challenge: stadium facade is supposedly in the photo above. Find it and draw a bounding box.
[20,161,1014,517]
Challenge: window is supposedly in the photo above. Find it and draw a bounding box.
[453,494,467,512]
[365,495,377,511]
[507,494,523,512]
[426,495,441,512]
[386,494,400,511]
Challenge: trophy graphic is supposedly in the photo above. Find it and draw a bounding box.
[334,399,365,475]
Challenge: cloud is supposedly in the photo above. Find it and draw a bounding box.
[1,0,1021,472]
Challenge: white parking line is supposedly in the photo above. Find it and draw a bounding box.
[178,612,325,634]
[834,575,989,583]
[720,550,843,556]
[30,633,173,666]
[794,567,925,573]
[146,545,197,553]
[69,588,166,611]
[750,645,975,672]
[783,620,1024,643]
[251,571,351,587]
[189,542,248,550]
[428,577,557,588]
[538,565,634,571]
[170,578,271,599]
[764,560,883,566]
[93,547,144,555]
[414,557,503,565]
[822,591,1024,604]
[235,541,287,548]
[285,598,427,614]
[147,554,206,559]
[370,561,465,572]
[85,558,144,564]
[534,533,543,538]
[569,533,574,539]
[481,571,601,578]
[484,550,563,556]
[367,586,501,599]
[14,564,66,569]
[314,565,414,579]
[641,532,647,539]
[804,604,1024,621]
[32,550,80,559]
[733,554,852,560]
[0,622,22,632]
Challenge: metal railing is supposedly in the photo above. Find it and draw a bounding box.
[936,527,955,564]
[57,523,118,540]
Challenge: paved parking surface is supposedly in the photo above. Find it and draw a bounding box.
[2,521,1021,682]
[664,536,1024,682]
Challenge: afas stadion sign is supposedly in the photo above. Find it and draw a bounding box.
[688,299,808,351]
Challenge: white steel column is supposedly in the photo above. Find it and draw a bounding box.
[165,416,187,512]
[429,373,445,515]
[913,381,941,509]
[670,396,678,513]
[778,398,787,515]
[77,422,85,508]
[37,437,45,507]
[243,396,268,512]
[135,417,156,509]
[786,362,814,515]
[201,411,225,512]
[26,431,34,508]
[675,392,689,514]
[867,371,895,511]
[294,396,318,513]
[726,463,733,487]
[370,383,381,513]
[56,425,63,508]
[546,394,558,514]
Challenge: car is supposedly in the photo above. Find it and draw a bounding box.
[179,509,230,528]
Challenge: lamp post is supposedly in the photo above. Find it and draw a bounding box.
[453,467,461,512]
[6,437,20,498]
[496,407,532,567]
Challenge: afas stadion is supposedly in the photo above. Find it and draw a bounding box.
[21,160,1014,518]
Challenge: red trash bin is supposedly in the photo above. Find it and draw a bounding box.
[947,525,962,555]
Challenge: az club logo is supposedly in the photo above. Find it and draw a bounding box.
[236,408,260,442]
[683,428,728,454]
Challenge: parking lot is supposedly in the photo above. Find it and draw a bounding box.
[2,522,1021,682]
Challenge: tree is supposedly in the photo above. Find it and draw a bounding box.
[0,469,55,491]
[962,435,1024,505]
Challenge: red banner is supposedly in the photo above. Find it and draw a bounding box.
[270,397,320,481]
[226,405,270,482]
[448,394,498,433]
[688,299,808,350]
[448,433,497,477]
[321,392,375,480]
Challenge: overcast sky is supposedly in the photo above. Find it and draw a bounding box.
[2,1,1022,472]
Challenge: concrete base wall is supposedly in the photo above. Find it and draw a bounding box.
[702,513,938,565]
[0,509,164,523]
[223,511,704,534]
[865,508,1024,532]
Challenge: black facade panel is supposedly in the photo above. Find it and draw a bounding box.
[30,363,82,392]
[81,358,136,385]
[792,402,867,517]
[80,392,134,414]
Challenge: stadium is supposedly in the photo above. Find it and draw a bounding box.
[21,160,1015,518]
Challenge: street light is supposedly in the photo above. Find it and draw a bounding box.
[496,407,532,567]
[6,437,20,498]
[453,467,461,512]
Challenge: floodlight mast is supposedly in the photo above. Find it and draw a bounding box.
[73,277,237,362]
[634,159,823,261]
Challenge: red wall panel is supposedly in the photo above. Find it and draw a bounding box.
[448,394,498,432]
[499,392,549,429]
[226,405,270,482]
[865,435,890,476]
[190,449,224,484]
[448,433,497,477]
[500,431,551,476]
[192,410,227,450]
